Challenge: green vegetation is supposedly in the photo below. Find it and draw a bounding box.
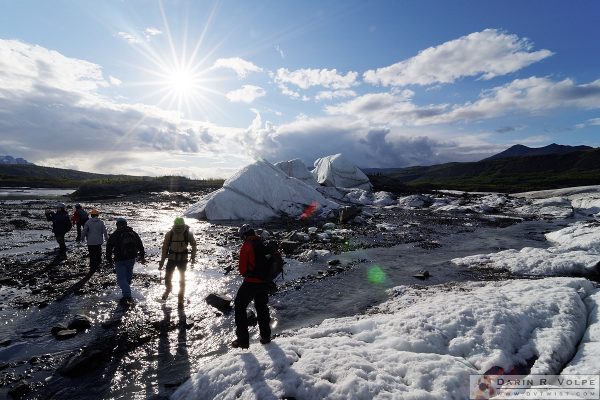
[369,149,600,193]
[0,164,224,198]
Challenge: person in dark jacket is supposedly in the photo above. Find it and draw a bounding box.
[45,203,72,257]
[71,204,89,242]
[106,218,145,304]
[232,224,272,349]
[158,217,197,307]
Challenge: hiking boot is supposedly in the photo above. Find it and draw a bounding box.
[231,339,249,349]
[260,336,271,345]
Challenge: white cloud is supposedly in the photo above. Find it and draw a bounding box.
[326,77,600,127]
[117,31,141,44]
[315,89,357,101]
[364,29,553,87]
[275,68,358,90]
[145,27,162,37]
[108,75,122,86]
[212,57,262,78]
[275,44,285,59]
[0,39,248,174]
[226,85,266,103]
[427,77,600,124]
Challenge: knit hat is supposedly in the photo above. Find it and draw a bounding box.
[174,217,185,226]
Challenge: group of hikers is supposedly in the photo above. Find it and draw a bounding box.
[44,202,273,348]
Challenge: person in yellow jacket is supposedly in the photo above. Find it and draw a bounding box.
[159,217,197,306]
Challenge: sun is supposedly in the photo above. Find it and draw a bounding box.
[166,67,197,96]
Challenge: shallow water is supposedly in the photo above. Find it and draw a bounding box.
[0,194,577,399]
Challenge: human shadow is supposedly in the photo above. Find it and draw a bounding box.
[151,304,192,398]
[240,352,279,400]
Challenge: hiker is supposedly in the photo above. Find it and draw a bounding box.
[82,209,108,272]
[158,217,197,307]
[71,204,89,242]
[232,224,272,349]
[45,203,72,257]
[106,218,145,304]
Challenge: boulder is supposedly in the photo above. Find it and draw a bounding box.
[8,381,31,399]
[0,338,11,347]
[280,240,301,254]
[55,329,78,340]
[312,153,372,191]
[205,293,232,312]
[339,206,361,223]
[185,159,338,221]
[59,349,105,376]
[68,314,92,331]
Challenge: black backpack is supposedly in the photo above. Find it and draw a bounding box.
[119,229,139,260]
[248,239,284,282]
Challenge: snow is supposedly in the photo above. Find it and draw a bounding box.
[312,153,372,191]
[173,278,595,400]
[184,159,339,221]
[514,197,574,219]
[452,221,600,276]
[275,158,319,187]
[341,189,396,206]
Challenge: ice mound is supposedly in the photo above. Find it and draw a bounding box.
[184,159,338,221]
[312,153,372,191]
[173,278,593,399]
[274,158,319,187]
[452,221,600,276]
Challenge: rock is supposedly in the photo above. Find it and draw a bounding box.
[327,259,341,266]
[205,293,232,312]
[246,310,257,327]
[322,222,336,230]
[339,206,361,223]
[20,210,32,217]
[51,324,69,336]
[8,219,28,229]
[55,329,78,340]
[68,314,92,331]
[280,240,300,254]
[0,276,17,286]
[59,349,105,376]
[8,381,31,399]
[307,227,318,234]
[0,338,11,347]
[413,270,431,280]
[0,362,8,370]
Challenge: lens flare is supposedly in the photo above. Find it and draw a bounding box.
[300,201,319,220]
[367,265,386,285]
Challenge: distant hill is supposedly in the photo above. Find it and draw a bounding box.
[484,143,594,161]
[0,163,224,198]
[0,155,32,165]
[368,148,600,193]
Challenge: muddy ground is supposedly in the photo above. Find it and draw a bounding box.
[0,191,524,399]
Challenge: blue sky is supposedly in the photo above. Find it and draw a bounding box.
[0,0,599,177]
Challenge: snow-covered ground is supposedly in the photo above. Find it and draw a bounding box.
[173,185,600,400]
[173,278,598,400]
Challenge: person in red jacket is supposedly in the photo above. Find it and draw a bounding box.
[232,224,272,349]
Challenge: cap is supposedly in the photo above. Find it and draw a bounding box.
[239,224,253,238]
[56,203,66,209]
[116,217,127,225]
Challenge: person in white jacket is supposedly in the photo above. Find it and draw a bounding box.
[82,208,108,271]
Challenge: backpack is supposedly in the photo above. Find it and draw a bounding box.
[119,229,139,260]
[78,209,89,223]
[167,227,190,255]
[248,239,284,282]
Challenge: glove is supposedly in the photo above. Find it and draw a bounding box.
[158,260,164,270]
